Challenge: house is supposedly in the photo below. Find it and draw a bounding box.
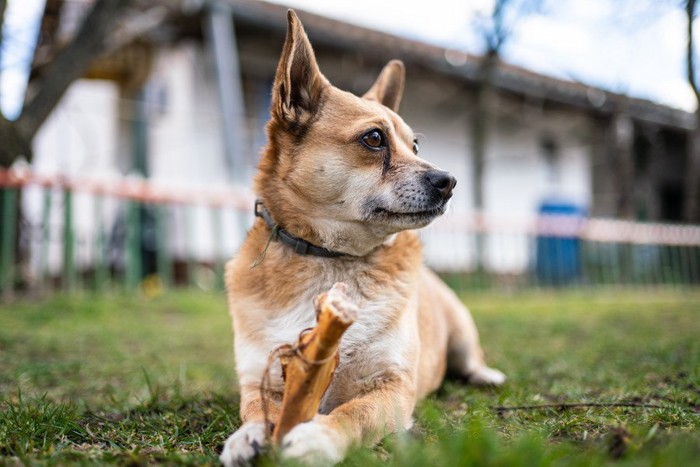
[26,0,695,276]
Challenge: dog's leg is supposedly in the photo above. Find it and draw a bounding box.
[220,384,280,467]
[444,300,506,386]
[422,268,505,386]
[280,372,415,464]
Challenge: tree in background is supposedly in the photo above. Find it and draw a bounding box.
[0,0,169,290]
[0,0,129,169]
[470,0,542,268]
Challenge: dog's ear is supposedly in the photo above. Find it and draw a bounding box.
[271,10,328,128]
[363,60,405,113]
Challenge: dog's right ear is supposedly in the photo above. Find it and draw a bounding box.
[271,10,328,129]
[363,60,405,113]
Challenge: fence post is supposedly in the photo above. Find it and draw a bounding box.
[156,204,171,289]
[62,188,76,291]
[39,188,52,290]
[93,194,109,292]
[185,205,196,287]
[0,187,18,297]
[660,245,673,286]
[689,246,700,285]
[671,245,683,288]
[126,200,142,291]
[213,206,225,290]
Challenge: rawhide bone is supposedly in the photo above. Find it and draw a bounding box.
[271,282,358,444]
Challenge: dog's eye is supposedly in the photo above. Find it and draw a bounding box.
[413,139,419,154]
[362,130,385,150]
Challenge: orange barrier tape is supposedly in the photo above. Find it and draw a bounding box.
[0,168,253,210]
[431,212,700,247]
[3,168,700,247]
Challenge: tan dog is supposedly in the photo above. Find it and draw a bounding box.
[220,10,505,466]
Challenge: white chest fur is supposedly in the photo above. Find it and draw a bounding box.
[232,279,419,407]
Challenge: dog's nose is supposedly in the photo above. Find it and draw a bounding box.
[426,170,457,199]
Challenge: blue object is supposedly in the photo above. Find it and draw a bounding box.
[535,199,585,286]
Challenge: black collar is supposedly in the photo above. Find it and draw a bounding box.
[254,200,347,258]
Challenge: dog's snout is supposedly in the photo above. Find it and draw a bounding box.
[426,170,457,199]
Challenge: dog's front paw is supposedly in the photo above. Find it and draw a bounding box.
[281,417,345,465]
[220,421,268,467]
[469,366,506,386]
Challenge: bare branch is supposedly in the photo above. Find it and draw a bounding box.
[0,0,8,107]
[688,0,699,102]
[104,6,168,55]
[493,402,666,413]
[477,0,545,55]
[15,0,128,142]
[0,0,7,46]
[489,0,509,53]
[28,0,64,75]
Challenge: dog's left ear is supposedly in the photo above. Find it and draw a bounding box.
[272,10,329,128]
[363,60,405,113]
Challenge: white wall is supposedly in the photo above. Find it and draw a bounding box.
[28,79,121,275]
[406,91,594,273]
[27,43,250,279]
[26,41,597,278]
[141,42,251,263]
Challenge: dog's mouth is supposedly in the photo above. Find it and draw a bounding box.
[371,205,445,218]
[366,201,448,227]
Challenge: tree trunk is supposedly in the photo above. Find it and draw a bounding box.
[606,109,636,283]
[0,0,131,293]
[609,111,635,220]
[470,52,498,271]
[0,117,32,169]
[17,0,126,143]
[0,118,30,294]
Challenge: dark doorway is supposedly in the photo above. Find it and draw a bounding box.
[659,183,684,222]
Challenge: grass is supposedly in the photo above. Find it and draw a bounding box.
[1,288,699,465]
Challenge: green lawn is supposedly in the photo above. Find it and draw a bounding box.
[1,288,699,465]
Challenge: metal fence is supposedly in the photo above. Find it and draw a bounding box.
[422,213,700,292]
[0,167,251,297]
[1,167,699,298]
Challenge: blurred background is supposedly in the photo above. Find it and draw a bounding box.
[1,0,699,295]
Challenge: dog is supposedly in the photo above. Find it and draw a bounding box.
[220,10,505,466]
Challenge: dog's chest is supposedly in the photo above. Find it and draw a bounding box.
[234,275,416,392]
[269,280,410,355]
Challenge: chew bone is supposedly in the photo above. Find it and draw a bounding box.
[270,282,358,444]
